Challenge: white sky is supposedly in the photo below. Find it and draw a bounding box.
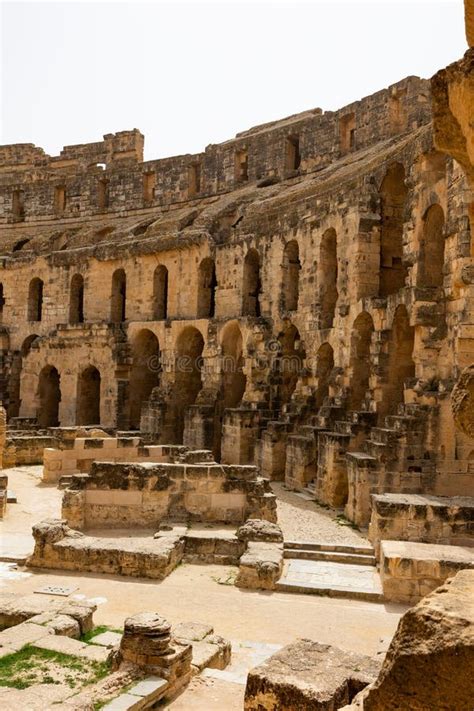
[0,0,468,161]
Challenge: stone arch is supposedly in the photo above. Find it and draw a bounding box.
[76,366,101,425]
[7,334,40,418]
[379,162,408,297]
[174,326,205,441]
[69,273,84,324]
[242,248,261,317]
[37,365,61,427]
[381,304,415,417]
[129,329,161,429]
[153,265,168,320]
[111,268,126,322]
[28,278,44,322]
[197,258,217,318]
[418,204,445,288]
[221,322,246,408]
[315,342,334,408]
[277,324,305,405]
[349,312,374,410]
[318,228,338,328]
[281,240,300,311]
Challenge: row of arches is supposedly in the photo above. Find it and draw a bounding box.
[37,364,101,427]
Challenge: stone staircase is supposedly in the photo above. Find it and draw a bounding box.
[276,540,382,601]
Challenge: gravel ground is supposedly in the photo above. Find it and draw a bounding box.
[272,483,368,545]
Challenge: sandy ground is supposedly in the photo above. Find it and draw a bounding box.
[0,467,404,709]
[272,482,367,545]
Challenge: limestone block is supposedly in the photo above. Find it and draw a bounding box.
[236,542,284,590]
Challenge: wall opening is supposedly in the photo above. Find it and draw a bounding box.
[381,305,415,418]
[339,113,356,154]
[379,162,408,297]
[388,88,407,135]
[418,204,445,289]
[12,189,25,220]
[349,312,374,410]
[281,240,300,311]
[8,334,39,419]
[318,228,338,328]
[174,326,204,441]
[111,268,126,322]
[153,265,168,320]
[37,365,61,427]
[242,248,262,317]
[234,149,249,183]
[0,284,4,322]
[143,172,156,203]
[54,186,66,214]
[188,163,201,197]
[76,366,101,425]
[286,135,301,171]
[221,322,246,408]
[277,325,305,405]
[28,278,44,322]
[129,329,160,429]
[98,179,109,209]
[315,342,334,408]
[197,258,217,318]
[69,274,84,324]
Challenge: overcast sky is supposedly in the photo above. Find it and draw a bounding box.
[0,0,467,161]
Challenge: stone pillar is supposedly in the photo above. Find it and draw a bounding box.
[221,409,261,464]
[183,405,215,453]
[0,405,6,469]
[119,612,192,700]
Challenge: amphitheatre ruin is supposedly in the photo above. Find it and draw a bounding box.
[0,4,472,710]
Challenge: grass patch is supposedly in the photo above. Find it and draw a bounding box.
[211,569,238,586]
[0,645,109,690]
[334,514,360,531]
[81,625,122,644]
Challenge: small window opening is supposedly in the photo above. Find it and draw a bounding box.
[98,179,109,209]
[188,163,201,197]
[286,135,301,171]
[143,172,156,203]
[234,149,249,182]
[54,186,67,214]
[12,189,25,221]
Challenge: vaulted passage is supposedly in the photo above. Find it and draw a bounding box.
[174,327,204,441]
[242,249,261,317]
[76,366,101,425]
[111,268,126,322]
[315,342,334,409]
[318,228,338,328]
[277,325,305,405]
[37,365,61,427]
[380,305,415,418]
[281,240,300,311]
[9,334,40,418]
[221,322,246,408]
[28,278,44,322]
[153,265,168,320]
[418,204,445,289]
[349,312,374,410]
[197,258,217,318]
[379,162,408,297]
[69,274,84,324]
[129,329,160,429]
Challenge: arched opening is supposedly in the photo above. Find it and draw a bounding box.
[381,305,415,417]
[37,365,61,427]
[8,334,40,418]
[76,366,101,425]
[111,268,126,322]
[174,327,204,441]
[242,249,261,317]
[129,329,161,429]
[197,258,217,318]
[379,163,408,297]
[152,265,168,320]
[418,204,445,289]
[277,325,305,405]
[221,322,246,408]
[318,229,338,328]
[69,274,84,324]
[315,342,334,408]
[281,240,300,311]
[349,312,374,410]
[28,278,44,322]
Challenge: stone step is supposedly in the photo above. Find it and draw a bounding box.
[276,559,383,602]
[283,549,376,566]
[283,540,374,556]
[58,475,73,489]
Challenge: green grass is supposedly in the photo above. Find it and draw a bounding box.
[0,645,110,690]
[80,625,122,644]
